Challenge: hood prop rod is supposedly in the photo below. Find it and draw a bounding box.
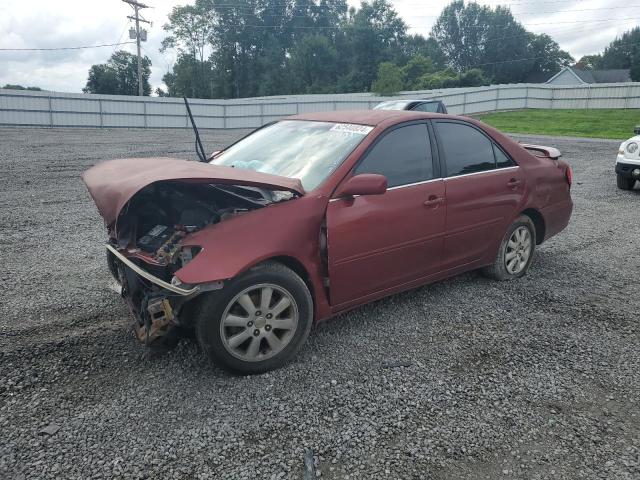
[183,97,207,162]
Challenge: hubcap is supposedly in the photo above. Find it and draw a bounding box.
[505,226,532,275]
[220,283,298,362]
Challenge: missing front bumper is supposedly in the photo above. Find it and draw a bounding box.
[106,244,200,296]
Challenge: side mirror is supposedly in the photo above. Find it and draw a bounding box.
[334,174,387,198]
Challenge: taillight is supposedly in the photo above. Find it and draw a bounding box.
[565,165,573,187]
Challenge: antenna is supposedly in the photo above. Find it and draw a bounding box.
[183,98,207,162]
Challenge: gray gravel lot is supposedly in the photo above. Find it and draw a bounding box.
[0,127,638,480]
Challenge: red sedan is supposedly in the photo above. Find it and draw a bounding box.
[83,110,573,374]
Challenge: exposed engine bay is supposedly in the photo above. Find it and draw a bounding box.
[107,180,294,348]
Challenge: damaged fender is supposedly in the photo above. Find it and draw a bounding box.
[175,194,332,320]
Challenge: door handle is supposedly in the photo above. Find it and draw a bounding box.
[423,195,444,207]
[507,178,522,189]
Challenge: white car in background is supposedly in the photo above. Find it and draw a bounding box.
[616,128,640,190]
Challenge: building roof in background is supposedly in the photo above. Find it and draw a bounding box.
[591,69,631,83]
[546,66,631,84]
[571,68,596,83]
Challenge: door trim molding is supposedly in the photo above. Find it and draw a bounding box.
[444,166,519,181]
[329,178,443,202]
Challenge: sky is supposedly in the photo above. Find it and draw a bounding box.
[0,0,638,94]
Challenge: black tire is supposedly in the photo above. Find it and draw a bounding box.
[617,174,636,190]
[194,261,313,374]
[482,214,536,281]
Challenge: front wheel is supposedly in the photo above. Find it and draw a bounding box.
[194,262,313,374]
[617,174,636,190]
[482,215,536,281]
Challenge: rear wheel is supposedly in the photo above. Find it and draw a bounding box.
[617,174,636,190]
[482,215,536,281]
[194,262,313,374]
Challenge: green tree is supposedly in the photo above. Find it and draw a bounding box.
[256,35,291,96]
[576,54,602,70]
[631,53,640,81]
[528,34,574,75]
[161,2,216,98]
[401,54,434,89]
[290,35,338,93]
[162,54,214,98]
[459,68,489,87]
[83,51,151,96]
[599,27,640,69]
[414,67,458,90]
[431,1,571,84]
[371,62,403,95]
[342,0,408,92]
[401,36,446,70]
[2,84,42,91]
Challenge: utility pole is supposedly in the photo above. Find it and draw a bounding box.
[122,0,150,96]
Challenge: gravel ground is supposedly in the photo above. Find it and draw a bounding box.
[0,127,638,480]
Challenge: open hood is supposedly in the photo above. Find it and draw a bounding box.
[82,157,304,226]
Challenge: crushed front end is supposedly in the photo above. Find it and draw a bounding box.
[103,180,293,349]
[82,157,303,350]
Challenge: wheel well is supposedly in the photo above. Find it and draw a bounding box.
[269,256,316,307]
[521,208,545,244]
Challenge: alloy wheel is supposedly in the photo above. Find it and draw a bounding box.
[505,226,532,275]
[219,283,299,362]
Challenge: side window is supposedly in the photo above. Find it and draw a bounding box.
[355,123,433,187]
[435,122,496,177]
[493,144,516,168]
[412,102,439,113]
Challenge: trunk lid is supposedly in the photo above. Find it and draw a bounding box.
[82,157,304,226]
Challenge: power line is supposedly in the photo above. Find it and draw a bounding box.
[210,4,640,17]
[463,39,640,69]
[0,41,136,52]
[111,22,132,57]
[206,16,640,30]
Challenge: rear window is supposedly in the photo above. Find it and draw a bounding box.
[411,102,441,113]
[373,101,412,110]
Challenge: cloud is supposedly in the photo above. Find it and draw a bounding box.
[0,0,184,92]
[0,0,636,93]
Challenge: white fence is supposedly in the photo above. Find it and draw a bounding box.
[2,82,640,129]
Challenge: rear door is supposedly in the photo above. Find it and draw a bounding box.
[433,120,524,269]
[326,122,445,307]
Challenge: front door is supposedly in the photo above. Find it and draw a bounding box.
[326,122,446,307]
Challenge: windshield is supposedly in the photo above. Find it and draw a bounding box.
[373,101,411,110]
[211,120,373,191]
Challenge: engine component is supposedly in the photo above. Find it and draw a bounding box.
[134,297,176,347]
[137,225,175,253]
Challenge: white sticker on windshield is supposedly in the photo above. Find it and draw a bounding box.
[330,123,373,135]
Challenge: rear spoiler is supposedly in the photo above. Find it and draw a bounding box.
[520,143,561,160]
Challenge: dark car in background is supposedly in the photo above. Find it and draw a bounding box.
[374,99,447,113]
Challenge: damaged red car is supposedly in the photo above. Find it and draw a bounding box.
[83,110,573,374]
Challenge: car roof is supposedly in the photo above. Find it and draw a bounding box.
[287,109,453,127]
[388,99,441,103]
